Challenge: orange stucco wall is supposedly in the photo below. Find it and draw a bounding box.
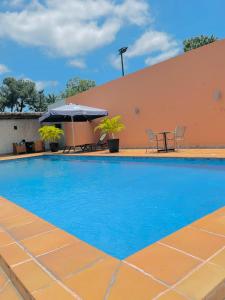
[66,39,225,148]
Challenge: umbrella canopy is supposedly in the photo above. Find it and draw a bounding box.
[39,103,108,123]
[39,103,108,148]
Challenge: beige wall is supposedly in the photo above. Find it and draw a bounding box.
[0,119,40,154]
[66,39,225,148]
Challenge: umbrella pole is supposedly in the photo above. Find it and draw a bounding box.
[71,116,75,148]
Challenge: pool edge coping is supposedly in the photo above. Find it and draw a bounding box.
[3,149,225,161]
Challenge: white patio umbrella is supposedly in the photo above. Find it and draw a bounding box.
[39,103,108,146]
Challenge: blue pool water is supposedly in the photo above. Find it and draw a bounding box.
[0,156,225,259]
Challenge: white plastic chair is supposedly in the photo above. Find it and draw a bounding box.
[174,126,186,148]
[145,129,159,153]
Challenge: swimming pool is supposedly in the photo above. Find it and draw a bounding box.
[0,155,225,259]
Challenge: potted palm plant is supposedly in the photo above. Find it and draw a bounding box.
[94,115,125,153]
[39,125,64,152]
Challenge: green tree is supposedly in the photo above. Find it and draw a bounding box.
[61,77,96,98]
[29,91,59,112]
[0,77,58,112]
[0,87,8,112]
[183,35,218,52]
[27,90,46,112]
[46,93,58,104]
[0,77,37,112]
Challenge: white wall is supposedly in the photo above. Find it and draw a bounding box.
[0,119,41,154]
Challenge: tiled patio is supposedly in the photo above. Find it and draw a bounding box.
[3,148,225,161]
[0,196,225,300]
[59,148,225,159]
[1,150,225,299]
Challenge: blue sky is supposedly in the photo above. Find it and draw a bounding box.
[0,0,224,94]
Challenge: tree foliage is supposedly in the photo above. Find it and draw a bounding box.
[0,76,96,112]
[183,35,217,52]
[0,78,37,112]
[61,77,96,98]
[0,77,58,112]
[28,91,58,112]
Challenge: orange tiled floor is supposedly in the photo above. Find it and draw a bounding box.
[3,148,225,160]
[1,151,225,299]
[0,196,225,299]
[59,148,225,159]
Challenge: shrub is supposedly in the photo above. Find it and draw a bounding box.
[39,125,64,143]
[183,35,217,52]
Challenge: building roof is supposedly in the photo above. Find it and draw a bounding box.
[0,112,43,120]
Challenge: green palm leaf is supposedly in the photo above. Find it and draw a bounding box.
[94,115,125,138]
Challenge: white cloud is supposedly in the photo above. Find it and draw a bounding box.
[110,29,180,69]
[68,59,86,69]
[0,0,151,57]
[109,54,122,71]
[145,48,180,66]
[20,76,58,90]
[127,30,178,58]
[0,64,10,74]
[35,80,58,91]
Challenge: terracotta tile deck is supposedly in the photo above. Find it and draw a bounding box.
[3,148,225,160]
[0,150,225,299]
[57,148,225,159]
[0,196,224,299]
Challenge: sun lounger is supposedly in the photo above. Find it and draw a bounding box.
[63,134,108,153]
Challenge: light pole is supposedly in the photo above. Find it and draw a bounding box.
[118,47,128,76]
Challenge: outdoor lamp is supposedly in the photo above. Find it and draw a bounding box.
[118,47,128,77]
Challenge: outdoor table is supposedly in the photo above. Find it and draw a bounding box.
[157,131,175,152]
